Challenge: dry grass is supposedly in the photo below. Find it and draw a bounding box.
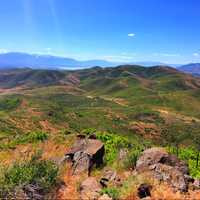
[122,172,200,200]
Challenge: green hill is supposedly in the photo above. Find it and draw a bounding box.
[1,65,200,199]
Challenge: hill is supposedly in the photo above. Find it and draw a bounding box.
[1,65,200,199]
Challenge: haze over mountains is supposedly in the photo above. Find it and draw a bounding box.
[0,52,180,69]
[178,63,200,75]
[0,52,200,76]
[0,52,115,69]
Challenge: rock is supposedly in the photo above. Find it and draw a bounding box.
[193,179,200,189]
[80,177,102,200]
[23,184,44,200]
[136,147,189,192]
[136,147,168,172]
[98,194,112,200]
[137,183,152,199]
[136,147,189,175]
[151,163,187,192]
[184,174,194,184]
[66,137,105,175]
[162,154,189,175]
[72,151,91,174]
[89,134,97,139]
[100,169,122,187]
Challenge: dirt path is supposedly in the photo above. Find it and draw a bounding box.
[157,108,200,123]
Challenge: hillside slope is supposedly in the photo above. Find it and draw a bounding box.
[1,65,200,199]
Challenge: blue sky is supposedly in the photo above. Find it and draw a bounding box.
[0,0,200,64]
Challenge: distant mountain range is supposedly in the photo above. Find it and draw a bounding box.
[178,63,200,75]
[0,52,116,69]
[0,52,199,75]
[0,52,181,70]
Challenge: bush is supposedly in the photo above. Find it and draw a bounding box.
[0,96,21,111]
[0,152,58,198]
[123,148,143,169]
[101,187,120,200]
[0,131,48,150]
[15,131,48,144]
[168,146,200,178]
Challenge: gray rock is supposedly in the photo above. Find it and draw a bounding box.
[136,147,189,192]
[152,163,187,192]
[136,147,188,175]
[66,137,105,175]
[100,169,122,187]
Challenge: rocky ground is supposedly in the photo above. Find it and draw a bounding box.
[52,135,200,200]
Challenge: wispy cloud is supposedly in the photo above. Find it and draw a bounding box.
[193,53,199,57]
[128,33,135,37]
[0,49,8,54]
[103,55,135,62]
[153,53,180,57]
[45,48,52,54]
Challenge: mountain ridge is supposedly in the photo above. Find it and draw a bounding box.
[178,63,200,75]
[0,52,182,69]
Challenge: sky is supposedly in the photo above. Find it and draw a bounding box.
[0,0,200,64]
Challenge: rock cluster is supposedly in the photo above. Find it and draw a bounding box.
[136,147,189,192]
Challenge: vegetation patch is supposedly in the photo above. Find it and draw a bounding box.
[0,131,48,150]
[0,96,21,111]
[0,152,58,199]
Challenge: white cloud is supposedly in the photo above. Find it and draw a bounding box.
[45,48,52,54]
[128,33,135,37]
[0,49,8,54]
[193,53,199,57]
[153,53,180,57]
[103,55,135,62]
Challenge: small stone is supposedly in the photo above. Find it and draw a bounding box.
[193,179,200,189]
[98,194,112,200]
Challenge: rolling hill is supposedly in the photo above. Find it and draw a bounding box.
[1,65,200,199]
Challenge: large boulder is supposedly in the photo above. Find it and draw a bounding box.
[80,177,102,200]
[136,147,189,174]
[136,147,189,192]
[66,137,105,175]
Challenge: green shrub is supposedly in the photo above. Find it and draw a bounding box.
[101,187,120,200]
[0,132,48,150]
[168,146,200,178]
[123,148,143,169]
[0,152,58,197]
[0,97,21,111]
[15,131,48,144]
